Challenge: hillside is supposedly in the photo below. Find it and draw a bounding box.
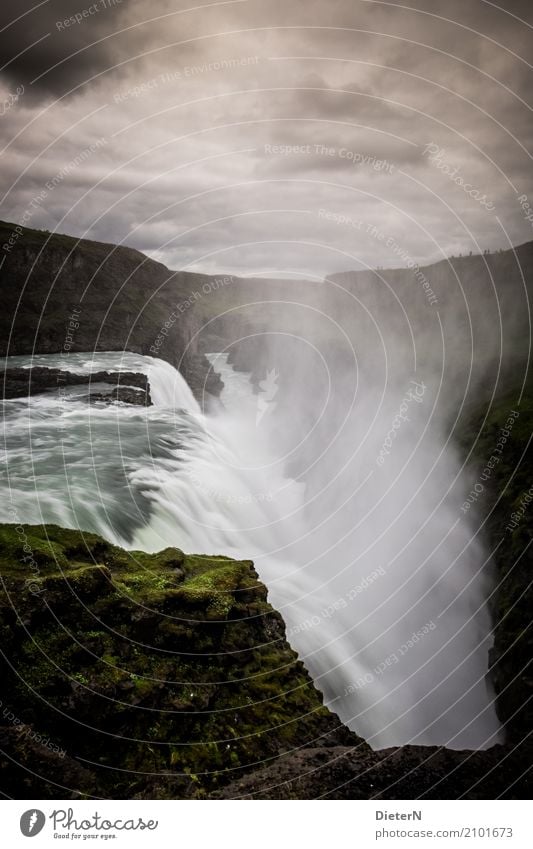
[3,221,531,406]
[0,222,223,401]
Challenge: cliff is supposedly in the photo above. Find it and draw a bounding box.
[0,523,362,799]
[0,520,530,800]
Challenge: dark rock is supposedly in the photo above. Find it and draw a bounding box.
[181,353,224,409]
[1,366,152,404]
[0,724,95,799]
[88,385,149,406]
[0,523,364,799]
[216,742,533,799]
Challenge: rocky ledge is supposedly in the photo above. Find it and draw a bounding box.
[216,741,531,799]
[0,522,530,800]
[1,367,152,406]
[0,523,361,799]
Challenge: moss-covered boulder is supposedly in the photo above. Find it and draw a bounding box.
[0,524,363,799]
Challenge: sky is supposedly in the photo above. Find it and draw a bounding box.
[1,0,532,277]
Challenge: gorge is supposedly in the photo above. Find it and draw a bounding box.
[0,221,531,798]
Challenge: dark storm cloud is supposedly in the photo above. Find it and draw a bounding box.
[0,0,272,101]
[0,0,132,99]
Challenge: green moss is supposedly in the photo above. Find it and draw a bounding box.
[175,560,255,619]
[0,522,359,799]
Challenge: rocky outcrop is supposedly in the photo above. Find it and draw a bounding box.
[216,742,531,799]
[0,523,363,799]
[1,367,152,405]
[1,522,530,800]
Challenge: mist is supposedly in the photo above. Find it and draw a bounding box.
[129,247,530,748]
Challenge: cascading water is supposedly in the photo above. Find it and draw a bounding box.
[0,352,202,543]
[0,350,502,750]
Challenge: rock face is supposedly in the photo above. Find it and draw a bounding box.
[0,523,363,799]
[1,367,152,405]
[216,742,532,799]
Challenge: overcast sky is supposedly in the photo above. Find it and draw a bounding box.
[1,0,532,277]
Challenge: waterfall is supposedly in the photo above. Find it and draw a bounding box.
[146,358,200,413]
[0,350,502,750]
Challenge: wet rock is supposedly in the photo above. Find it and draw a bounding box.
[1,366,152,404]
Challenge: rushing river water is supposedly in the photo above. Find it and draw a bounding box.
[0,351,502,749]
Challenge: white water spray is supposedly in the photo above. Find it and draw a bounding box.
[0,350,502,749]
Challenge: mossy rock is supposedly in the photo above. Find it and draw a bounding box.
[0,523,362,799]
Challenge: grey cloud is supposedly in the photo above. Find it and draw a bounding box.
[0,0,131,99]
[0,0,532,276]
